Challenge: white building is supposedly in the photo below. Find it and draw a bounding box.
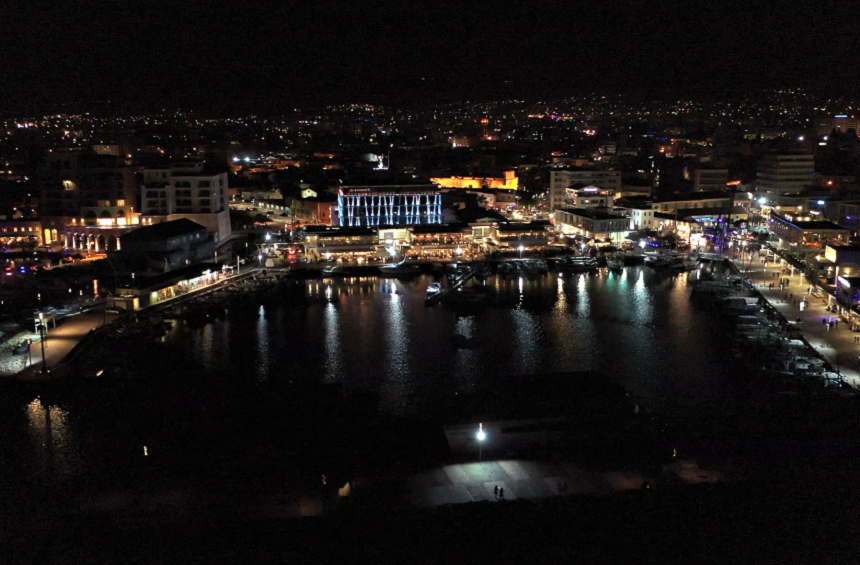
[624,205,657,230]
[756,154,814,194]
[141,161,232,243]
[566,186,614,209]
[554,207,630,243]
[549,168,622,210]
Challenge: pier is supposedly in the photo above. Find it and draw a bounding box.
[425,264,478,305]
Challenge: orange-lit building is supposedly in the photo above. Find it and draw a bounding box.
[431,170,518,190]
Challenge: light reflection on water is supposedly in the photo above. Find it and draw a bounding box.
[26,398,80,479]
[12,267,744,484]
[256,305,270,381]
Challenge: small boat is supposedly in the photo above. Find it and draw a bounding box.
[560,256,598,272]
[323,265,363,277]
[644,251,679,268]
[379,261,421,277]
[606,255,625,270]
[426,282,443,296]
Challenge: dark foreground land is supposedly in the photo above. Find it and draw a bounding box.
[5,477,860,564]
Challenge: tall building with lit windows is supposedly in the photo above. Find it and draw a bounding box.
[141,161,231,243]
[756,154,814,194]
[337,185,442,227]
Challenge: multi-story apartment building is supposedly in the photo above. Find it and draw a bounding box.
[756,154,814,194]
[692,167,729,192]
[40,151,142,252]
[549,168,622,210]
[141,161,231,243]
[553,207,630,243]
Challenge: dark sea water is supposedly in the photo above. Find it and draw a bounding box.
[163,268,735,416]
[2,267,748,494]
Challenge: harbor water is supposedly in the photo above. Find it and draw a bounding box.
[3,266,801,510]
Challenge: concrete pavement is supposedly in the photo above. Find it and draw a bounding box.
[730,250,860,388]
[18,308,120,379]
[403,460,648,508]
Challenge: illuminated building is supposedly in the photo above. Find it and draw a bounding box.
[565,186,614,208]
[554,208,630,243]
[39,151,142,252]
[141,161,231,243]
[816,115,859,137]
[756,154,814,194]
[337,185,442,227]
[430,170,519,190]
[769,211,848,252]
[549,168,621,210]
[109,262,224,311]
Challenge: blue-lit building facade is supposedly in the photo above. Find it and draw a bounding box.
[337,185,442,227]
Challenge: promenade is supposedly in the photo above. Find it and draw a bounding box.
[730,249,860,388]
[13,264,262,379]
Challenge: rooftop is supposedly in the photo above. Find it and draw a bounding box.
[339,185,439,196]
[120,219,207,243]
[123,262,220,290]
[556,207,624,220]
[655,191,734,203]
[771,212,848,231]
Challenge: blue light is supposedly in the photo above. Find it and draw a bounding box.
[817,200,825,205]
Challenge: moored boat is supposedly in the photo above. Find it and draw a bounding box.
[379,261,421,277]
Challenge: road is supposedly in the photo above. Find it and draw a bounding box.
[730,249,860,388]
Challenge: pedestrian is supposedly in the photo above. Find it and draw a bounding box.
[493,485,499,498]
[823,318,827,326]
[499,487,505,499]
[835,319,839,329]
[789,293,793,300]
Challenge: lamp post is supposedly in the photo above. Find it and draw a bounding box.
[37,312,47,373]
[476,422,486,462]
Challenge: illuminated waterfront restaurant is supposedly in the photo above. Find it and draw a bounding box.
[300,222,506,261]
[495,221,552,250]
[806,244,860,287]
[835,275,860,328]
[768,211,849,258]
[337,185,442,227]
[553,208,630,244]
[408,224,474,258]
[301,225,380,261]
[108,263,224,311]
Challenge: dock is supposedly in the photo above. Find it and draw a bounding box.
[426,265,478,305]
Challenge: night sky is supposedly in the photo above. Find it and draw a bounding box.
[2,0,858,114]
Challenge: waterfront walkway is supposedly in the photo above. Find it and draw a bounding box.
[13,265,262,380]
[730,251,860,388]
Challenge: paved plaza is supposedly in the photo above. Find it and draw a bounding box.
[731,249,860,389]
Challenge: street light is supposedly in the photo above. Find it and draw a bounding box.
[36,312,47,374]
[518,245,524,259]
[476,422,486,462]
